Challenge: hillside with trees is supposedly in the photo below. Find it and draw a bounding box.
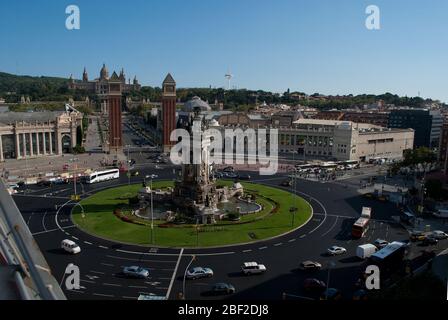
[0,71,443,110]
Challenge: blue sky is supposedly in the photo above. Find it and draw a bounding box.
[1,0,447,102]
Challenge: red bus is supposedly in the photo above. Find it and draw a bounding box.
[352,217,370,238]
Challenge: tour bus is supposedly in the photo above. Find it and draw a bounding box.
[86,168,120,184]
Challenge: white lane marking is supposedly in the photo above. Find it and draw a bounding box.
[288,239,296,242]
[13,194,69,200]
[314,213,354,219]
[122,296,137,300]
[27,212,35,225]
[100,263,114,267]
[89,270,105,275]
[106,255,177,263]
[99,245,108,250]
[299,234,306,239]
[55,199,73,233]
[321,216,339,237]
[259,246,268,250]
[72,236,79,240]
[93,293,114,298]
[242,249,252,253]
[42,211,48,231]
[129,285,148,289]
[84,241,93,245]
[115,248,234,257]
[192,252,235,257]
[156,287,168,290]
[66,289,85,294]
[31,225,76,236]
[103,283,122,287]
[81,279,95,284]
[166,248,183,300]
[273,243,283,246]
[298,191,327,234]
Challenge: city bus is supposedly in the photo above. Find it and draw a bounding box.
[319,162,338,172]
[343,160,360,169]
[85,168,120,184]
[352,207,371,238]
[295,164,315,173]
[351,217,370,238]
[369,241,407,273]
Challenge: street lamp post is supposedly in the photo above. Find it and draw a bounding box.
[150,178,154,244]
[182,255,196,300]
[290,150,297,227]
[126,144,131,186]
[325,261,336,300]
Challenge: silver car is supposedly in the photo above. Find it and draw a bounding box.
[186,267,213,279]
[327,246,346,256]
[431,230,448,240]
[122,266,150,279]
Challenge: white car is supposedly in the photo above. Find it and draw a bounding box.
[431,230,448,240]
[327,246,346,256]
[241,262,267,275]
[61,239,81,254]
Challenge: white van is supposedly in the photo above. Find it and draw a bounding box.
[356,244,377,259]
[61,239,81,254]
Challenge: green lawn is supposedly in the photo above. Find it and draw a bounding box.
[72,181,312,247]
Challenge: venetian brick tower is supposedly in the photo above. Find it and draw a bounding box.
[108,72,123,153]
[162,73,176,153]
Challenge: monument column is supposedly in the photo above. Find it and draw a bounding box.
[57,132,63,155]
[0,135,4,162]
[36,132,40,155]
[29,132,34,156]
[108,77,123,154]
[43,132,47,155]
[15,130,20,159]
[22,134,26,158]
[162,73,177,154]
[49,132,53,154]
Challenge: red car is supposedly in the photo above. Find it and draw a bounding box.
[303,278,326,292]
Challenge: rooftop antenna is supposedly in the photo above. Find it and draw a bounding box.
[225,69,233,90]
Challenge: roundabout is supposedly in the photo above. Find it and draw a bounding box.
[11,166,410,301]
[71,181,313,248]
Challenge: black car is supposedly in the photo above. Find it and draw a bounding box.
[280,179,292,187]
[423,236,438,246]
[238,173,251,180]
[211,283,235,295]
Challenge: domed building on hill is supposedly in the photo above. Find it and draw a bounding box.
[182,96,212,112]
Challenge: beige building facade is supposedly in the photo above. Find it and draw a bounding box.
[0,110,83,161]
[277,119,414,162]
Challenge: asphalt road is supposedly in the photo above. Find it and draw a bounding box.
[10,127,447,300]
[12,163,425,301]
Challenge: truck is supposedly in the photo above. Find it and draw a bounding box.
[356,244,377,259]
[361,207,372,218]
